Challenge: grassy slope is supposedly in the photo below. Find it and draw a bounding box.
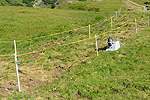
[0,0,150,99]
[57,0,78,6]
[0,4,117,99]
[59,0,125,12]
[0,0,10,5]
[0,6,111,55]
[130,0,150,10]
[131,0,149,5]
[35,11,150,99]
[38,27,150,99]
[4,10,150,99]
[0,0,25,6]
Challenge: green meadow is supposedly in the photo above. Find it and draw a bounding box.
[0,0,150,99]
[129,0,150,10]
[59,0,125,12]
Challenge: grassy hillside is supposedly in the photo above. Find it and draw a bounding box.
[0,0,80,8]
[0,0,150,99]
[59,0,125,12]
[0,0,34,7]
[38,27,150,99]
[57,0,78,7]
[130,0,150,10]
[0,5,116,99]
[0,0,10,5]
[0,6,112,54]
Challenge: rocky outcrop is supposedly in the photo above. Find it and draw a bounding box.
[33,0,44,8]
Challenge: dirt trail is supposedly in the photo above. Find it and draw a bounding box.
[121,0,150,13]
[121,0,141,11]
[128,0,147,10]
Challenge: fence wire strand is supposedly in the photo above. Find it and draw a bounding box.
[0,13,148,57]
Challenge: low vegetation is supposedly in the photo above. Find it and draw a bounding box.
[131,0,150,10]
[59,0,125,12]
[0,0,35,7]
[38,27,150,99]
[0,0,150,99]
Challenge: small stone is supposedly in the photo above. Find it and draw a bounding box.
[39,52,44,56]
[88,62,91,64]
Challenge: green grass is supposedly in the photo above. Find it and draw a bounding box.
[33,11,150,99]
[131,0,150,10]
[0,0,10,5]
[0,6,115,56]
[0,0,27,6]
[38,28,150,99]
[0,0,150,99]
[59,0,125,12]
[131,0,149,5]
[0,5,119,99]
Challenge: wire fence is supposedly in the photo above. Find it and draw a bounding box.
[0,6,149,93]
[0,10,149,57]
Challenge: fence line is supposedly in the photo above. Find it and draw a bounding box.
[0,16,113,44]
[0,54,14,57]
[0,13,148,57]
[1,6,149,94]
[0,23,127,57]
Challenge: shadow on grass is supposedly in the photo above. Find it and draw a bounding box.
[98,46,107,51]
[95,46,107,52]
